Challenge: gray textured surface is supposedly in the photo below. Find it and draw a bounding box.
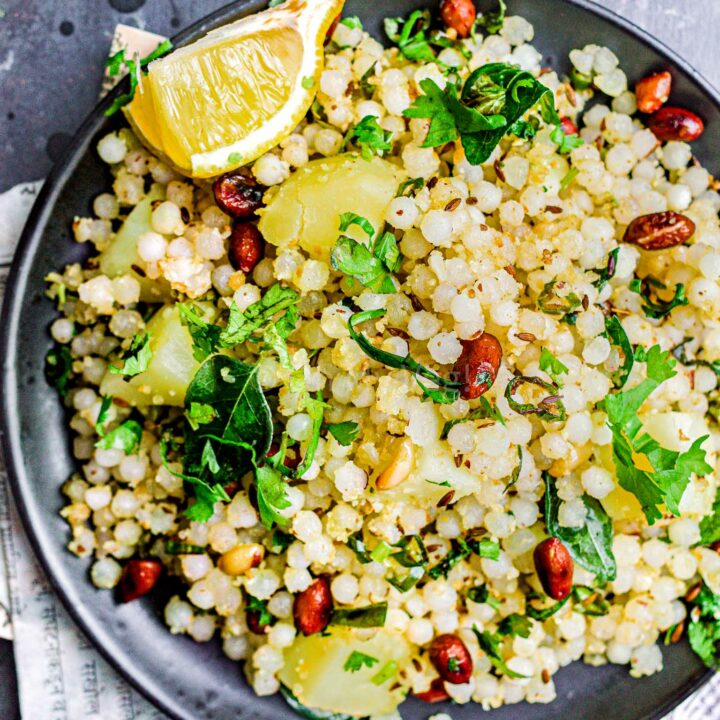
[0,1,717,719]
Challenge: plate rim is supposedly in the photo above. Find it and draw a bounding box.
[0,1,716,719]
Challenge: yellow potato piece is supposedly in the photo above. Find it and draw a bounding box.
[257,154,400,260]
[98,185,171,303]
[600,411,715,521]
[279,627,410,717]
[100,304,201,407]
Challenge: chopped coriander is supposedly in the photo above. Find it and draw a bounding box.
[384,10,436,63]
[467,585,501,609]
[186,402,217,431]
[404,62,559,165]
[539,348,569,387]
[629,276,688,319]
[331,213,400,293]
[602,345,712,524]
[95,419,143,454]
[108,333,153,377]
[95,395,113,436]
[325,421,360,446]
[227,151,242,164]
[270,530,295,553]
[699,487,720,546]
[343,651,379,673]
[301,75,315,89]
[347,531,372,564]
[104,40,173,116]
[498,613,532,638]
[294,393,326,479]
[504,446,523,492]
[165,541,204,555]
[474,0,507,34]
[340,16,363,30]
[396,177,425,197]
[604,315,634,389]
[348,115,392,160]
[550,124,584,153]
[686,582,720,670]
[246,595,274,627]
[472,626,529,679]
[525,592,570,621]
[348,309,461,403]
[593,247,620,292]
[428,537,500,579]
[370,660,398,686]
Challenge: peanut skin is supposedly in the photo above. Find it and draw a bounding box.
[534,537,574,601]
[453,332,503,400]
[293,577,333,635]
[428,634,473,684]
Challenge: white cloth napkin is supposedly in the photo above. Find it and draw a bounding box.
[0,21,717,720]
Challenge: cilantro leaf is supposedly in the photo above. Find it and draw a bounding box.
[474,0,507,34]
[343,651,379,673]
[45,344,74,397]
[537,280,582,316]
[95,419,143,454]
[326,421,360,446]
[178,304,222,361]
[331,237,396,293]
[95,395,113,436]
[255,464,292,528]
[349,115,392,160]
[593,247,620,292]
[384,10,436,63]
[604,315,634,389]
[108,333,153,377]
[630,276,688,319]
[603,346,712,524]
[687,583,720,670]
[699,487,720,546]
[294,393,326,478]
[246,595,275,627]
[550,124,584,153]
[544,472,617,583]
[472,626,529,679]
[331,215,400,293]
[539,348,569,387]
[498,613,532,638]
[186,402,217,431]
[403,78,461,147]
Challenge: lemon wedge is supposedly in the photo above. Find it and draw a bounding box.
[125,0,344,178]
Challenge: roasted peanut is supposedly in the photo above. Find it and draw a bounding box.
[293,576,333,635]
[119,559,162,603]
[623,211,695,250]
[212,171,265,218]
[440,0,476,38]
[228,222,264,273]
[453,332,503,400]
[218,543,264,576]
[635,71,672,114]
[648,106,704,142]
[534,537,574,601]
[415,678,451,703]
[429,634,473,684]
[376,437,415,490]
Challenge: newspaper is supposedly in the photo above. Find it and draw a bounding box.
[0,20,717,720]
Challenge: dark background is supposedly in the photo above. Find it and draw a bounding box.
[1,0,718,719]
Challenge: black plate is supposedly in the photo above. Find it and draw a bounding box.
[1,1,716,719]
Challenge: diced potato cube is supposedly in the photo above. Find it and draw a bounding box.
[99,184,171,302]
[257,154,400,260]
[279,628,410,717]
[100,304,199,406]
